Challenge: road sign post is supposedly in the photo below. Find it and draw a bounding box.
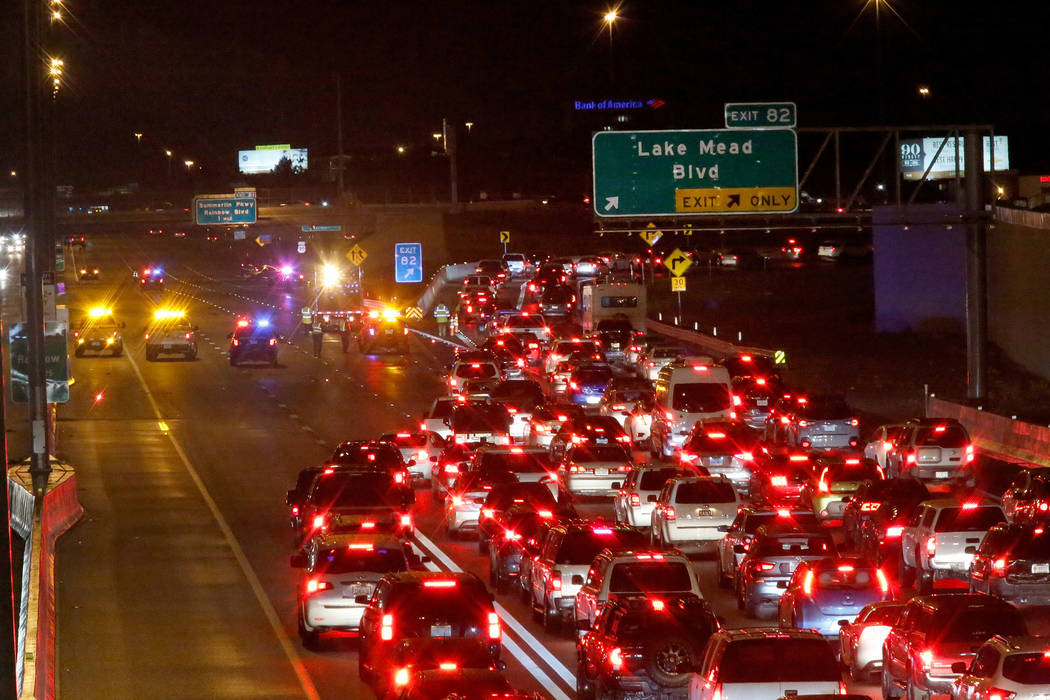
[395,243,423,283]
[593,129,798,217]
[724,102,797,129]
[664,248,692,277]
[499,230,510,255]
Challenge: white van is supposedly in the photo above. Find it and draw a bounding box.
[649,360,733,459]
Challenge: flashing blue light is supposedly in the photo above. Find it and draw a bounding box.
[256,318,270,327]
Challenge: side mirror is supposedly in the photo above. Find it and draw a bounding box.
[733,544,746,554]
[571,574,584,586]
[838,619,851,628]
[576,618,591,632]
[717,525,730,533]
[951,662,969,674]
[289,553,307,568]
[354,594,370,605]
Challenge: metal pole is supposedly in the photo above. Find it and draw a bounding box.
[23,0,51,493]
[336,73,344,201]
[676,291,682,323]
[964,129,987,401]
[894,129,901,207]
[443,118,458,205]
[0,318,15,700]
[834,130,841,210]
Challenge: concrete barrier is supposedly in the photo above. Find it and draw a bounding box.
[10,459,84,700]
[644,319,774,361]
[929,397,1050,467]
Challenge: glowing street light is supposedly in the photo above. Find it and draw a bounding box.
[396,145,406,154]
[184,160,194,171]
[464,121,474,133]
[603,9,617,23]
[134,132,143,142]
[918,85,930,97]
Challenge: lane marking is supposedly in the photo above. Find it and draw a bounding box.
[412,531,577,689]
[413,535,572,700]
[123,350,320,700]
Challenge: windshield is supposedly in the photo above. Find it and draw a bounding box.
[718,638,840,683]
[674,480,736,504]
[1003,653,1050,684]
[316,547,408,575]
[596,320,633,331]
[933,506,1005,533]
[542,288,573,303]
[608,562,693,593]
[556,529,647,564]
[672,383,731,413]
[455,363,498,379]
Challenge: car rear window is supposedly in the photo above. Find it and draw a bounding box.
[317,547,408,575]
[608,562,693,593]
[936,607,1026,643]
[814,565,878,590]
[394,597,490,636]
[1002,653,1050,684]
[555,341,597,354]
[330,445,402,469]
[430,400,454,419]
[718,638,840,683]
[915,425,970,448]
[674,480,736,504]
[452,408,510,432]
[823,462,883,482]
[381,434,428,448]
[485,483,556,508]
[575,368,613,384]
[568,445,631,463]
[639,468,689,491]
[455,363,498,379]
[934,506,1005,532]
[506,317,544,329]
[312,473,398,507]
[672,383,731,413]
[805,398,853,420]
[653,347,686,359]
[745,512,820,533]
[755,534,833,557]
[862,605,903,625]
[556,529,647,564]
[543,288,573,303]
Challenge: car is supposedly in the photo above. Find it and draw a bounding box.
[393,665,535,700]
[650,476,739,553]
[690,627,847,699]
[900,499,1006,593]
[447,402,512,447]
[145,309,198,361]
[558,444,634,498]
[286,465,324,534]
[598,387,652,429]
[456,291,496,327]
[716,506,822,589]
[650,360,734,459]
[539,284,576,318]
[488,381,544,441]
[950,635,1050,700]
[679,420,763,495]
[529,522,648,632]
[487,506,557,593]
[228,317,279,366]
[969,522,1050,607]
[475,259,508,288]
[502,253,529,278]
[839,601,905,683]
[476,480,563,554]
[497,313,552,347]
[733,375,781,430]
[748,451,817,507]
[357,572,501,693]
[863,423,909,471]
[444,469,519,539]
[525,405,579,448]
[549,415,630,462]
[138,265,164,289]
[292,533,412,649]
[460,274,496,297]
[448,357,502,397]
[802,454,884,524]
[614,465,696,531]
[431,442,474,496]
[723,352,779,382]
[817,239,871,261]
[329,440,415,501]
[777,557,893,639]
[295,468,414,545]
[359,308,410,354]
[888,418,975,486]
[851,478,932,575]
[780,394,861,451]
[544,338,600,374]
[624,397,657,449]
[638,345,689,382]
[73,306,125,357]
[576,594,719,700]
[881,593,1027,700]
[575,549,704,635]
[421,397,456,440]
[1000,465,1050,524]
[567,362,614,407]
[77,266,100,280]
[735,526,836,618]
[378,431,446,483]
[594,318,636,362]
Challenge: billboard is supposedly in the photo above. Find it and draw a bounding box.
[238,147,308,175]
[899,135,1009,180]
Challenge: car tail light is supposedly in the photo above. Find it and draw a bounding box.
[312,514,325,530]
[770,475,788,487]
[987,689,1017,700]
[860,502,880,512]
[629,493,641,507]
[444,463,459,475]
[305,577,332,595]
[400,514,412,528]
[291,506,299,516]
[454,435,468,444]
[679,452,698,463]
[487,611,500,639]
[925,536,937,556]
[919,649,933,670]
[883,441,894,450]
[788,454,808,462]
[752,562,776,572]
[635,553,664,560]
[876,568,890,593]
[361,521,376,529]
[417,450,428,462]
[504,529,522,541]
[232,338,239,346]
[608,647,623,671]
[664,410,675,421]
[802,570,815,595]
[662,506,677,521]
[439,662,458,671]
[381,614,394,640]
[612,404,626,411]
[992,558,1007,575]
[394,472,406,484]
[850,418,859,427]
[735,452,754,462]
[394,667,409,686]
[780,416,790,425]
[482,508,495,519]
[537,509,553,518]
[269,338,277,346]
[798,419,808,428]
[616,435,631,443]
[551,574,561,591]
[906,453,916,465]
[965,444,975,463]
[839,681,848,695]
[961,501,979,510]
[886,525,904,539]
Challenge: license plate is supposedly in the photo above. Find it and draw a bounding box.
[595,437,609,444]
[708,457,726,466]
[1034,563,1050,574]
[756,399,768,406]
[349,583,371,598]
[611,343,620,349]
[384,329,393,335]
[596,468,608,475]
[430,625,452,638]
[586,396,601,404]
[936,471,949,479]
[163,344,172,349]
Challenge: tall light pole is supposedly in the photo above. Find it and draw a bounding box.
[603,9,618,85]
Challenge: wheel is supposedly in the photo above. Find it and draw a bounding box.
[576,662,595,700]
[716,556,730,589]
[849,658,866,683]
[542,596,560,633]
[644,633,698,688]
[298,611,321,651]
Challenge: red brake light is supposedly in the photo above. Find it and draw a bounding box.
[381,614,394,640]
[537,509,553,518]
[439,662,458,671]
[860,502,881,512]
[593,527,613,535]
[735,452,754,462]
[608,647,623,670]
[770,475,788,487]
[305,577,332,595]
[925,536,936,556]
[776,509,791,517]
[802,570,815,595]
[850,418,860,427]
[629,494,641,507]
[423,580,457,588]
[312,514,325,529]
[706,432,726,439]
[876,568,890,593]
[692,365,708,372]
[788,455,808,462]
[961,502,979,510]
[487,611,500,639]
[752,562,775,572]
[400,514,412,528]
[650,599,664,611]
[885,525,904,538]
[992,558,1007,575]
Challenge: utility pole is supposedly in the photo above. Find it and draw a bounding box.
[335,73,344,202]
[443,118,458,205]
[964,129,988,401]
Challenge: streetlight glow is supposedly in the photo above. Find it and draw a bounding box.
[134,132,143,142]
[396,145,405,154]
[918,85,930,97]
[184,160,194,169]
[603,9,617,23]
[164,149,172,157]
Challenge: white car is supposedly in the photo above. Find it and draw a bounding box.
[379,431,445,482]
[545,338,599,375]
[639,345,688,381]
[294,534,411,649]
[650,476,739,553]
[445,470,517,538]
[863,423,907,470]
[421,398,455,440]
[557,444,633,498]
[951,635,1050,700]
[598,388,651,429]
[838,601,904,682]
[613,465,692,530]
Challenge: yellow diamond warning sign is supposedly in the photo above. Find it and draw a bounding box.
[675,187,796,214]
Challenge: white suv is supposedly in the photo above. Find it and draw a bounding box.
[651,476,739,553]
[951,635,1050,700]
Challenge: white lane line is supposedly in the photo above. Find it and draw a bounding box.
[124,350,321,700]
[413,536,572,700]
[412,531,577,689]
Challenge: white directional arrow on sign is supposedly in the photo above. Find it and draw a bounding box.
[604,196,619,211]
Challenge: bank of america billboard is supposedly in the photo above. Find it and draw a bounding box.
[899,135,1009,180]
[238,147,308,175]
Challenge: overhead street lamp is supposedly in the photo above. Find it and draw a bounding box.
[134,132,143,142]
[184,159,194,172]
[395,145,406,154]
[918,85,930,97]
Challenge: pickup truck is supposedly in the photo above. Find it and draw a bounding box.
[900,498,1005,592]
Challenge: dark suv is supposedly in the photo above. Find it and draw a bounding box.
[881,593,1027,699]
[228,319,279,366]
[575,594,718,700]
[970,522,1050,607]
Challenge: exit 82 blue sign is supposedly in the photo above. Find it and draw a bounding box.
[395,243,423,283]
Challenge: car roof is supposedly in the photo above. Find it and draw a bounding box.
[984,635,1050,653]
[718,627,827,642]
[911,592,1017,611]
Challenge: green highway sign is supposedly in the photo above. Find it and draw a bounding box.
[724,102,797,128]
[593,129,798,217]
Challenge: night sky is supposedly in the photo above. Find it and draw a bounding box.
[3,0,1049,191]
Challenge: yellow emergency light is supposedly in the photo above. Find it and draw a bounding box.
[88,306,112,318]
[153,309,186,320]
[381,308,400,321]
